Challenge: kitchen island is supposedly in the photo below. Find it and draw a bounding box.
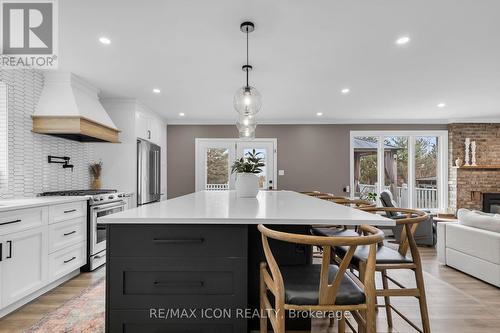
[99,190,393,333]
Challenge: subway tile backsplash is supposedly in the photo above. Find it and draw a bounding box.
[0,69,94,199]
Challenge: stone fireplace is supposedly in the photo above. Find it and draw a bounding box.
[448,123,500,212]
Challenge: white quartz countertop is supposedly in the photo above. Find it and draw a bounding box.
[99,190,394,226]
[0,196,88,212]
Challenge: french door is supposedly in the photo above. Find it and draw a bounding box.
[195,139,277,192]
[350,131,448,211]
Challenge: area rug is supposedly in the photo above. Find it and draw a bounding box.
[25,277,105,333]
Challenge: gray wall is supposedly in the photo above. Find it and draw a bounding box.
[167,124,447,199]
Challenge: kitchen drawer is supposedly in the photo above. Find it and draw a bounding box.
[0,206,48,236]
[108,257,247,309]
[108,225,247,257]
[108,309,246,333]
[48,241,86,282]
[48,201,86,224]
[48,216,86,253]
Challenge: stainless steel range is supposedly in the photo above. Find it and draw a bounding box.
[40,189,131,271]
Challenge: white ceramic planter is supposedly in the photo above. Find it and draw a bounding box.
[235,173,259,198]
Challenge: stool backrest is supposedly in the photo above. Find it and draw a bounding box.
[360,207,428,256]
[258,224,384,306]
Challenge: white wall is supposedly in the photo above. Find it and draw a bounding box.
[0,69,94,199]
[92,99,167,206]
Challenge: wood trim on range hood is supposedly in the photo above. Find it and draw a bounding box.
[32,115,121,143]
[33,72,121,143]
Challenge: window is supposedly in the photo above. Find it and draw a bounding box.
[195,139,277,192]
[0,82,7,191]
[350,131,448,211]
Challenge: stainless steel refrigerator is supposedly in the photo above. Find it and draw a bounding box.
[137,138,161,205]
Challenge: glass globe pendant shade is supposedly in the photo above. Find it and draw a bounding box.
[237,114,256,128]
[233,86,262,116]
[238,127,255,139]
[237,114,257,139]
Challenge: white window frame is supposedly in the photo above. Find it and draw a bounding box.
[195,138,278,192]
[349,130,448,212]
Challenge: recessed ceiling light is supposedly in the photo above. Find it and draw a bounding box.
[395,36,410,45]
[179,112,185,117]
[437,102,446,108]
[316,112,323,117]
[152,88,161,94]
[341,88,350,94]
[99,37,111,45]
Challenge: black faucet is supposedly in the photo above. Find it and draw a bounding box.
[48,156,74,172]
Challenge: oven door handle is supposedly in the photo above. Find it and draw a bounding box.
[93,201,126,212]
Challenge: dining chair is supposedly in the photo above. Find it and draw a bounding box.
[313,207,431,333]
[258,224,384,333]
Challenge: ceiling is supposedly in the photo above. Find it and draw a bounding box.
[59,0,500,124]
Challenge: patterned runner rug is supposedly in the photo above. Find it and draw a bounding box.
[26,277,105,333]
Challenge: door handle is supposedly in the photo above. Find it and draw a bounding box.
[0,242,2,262]
[64,230,77,236]
[0,219,21,226]
[6,240,12,259]
[63,209,77,214]
[153,281,204,288]
[153,238,205,244]
[64,256,76,264]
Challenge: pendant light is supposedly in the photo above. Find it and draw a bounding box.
[234,21,262,139]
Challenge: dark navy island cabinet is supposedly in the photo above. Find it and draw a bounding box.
[105,224,311,333]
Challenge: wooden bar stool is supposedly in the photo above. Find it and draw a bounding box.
[258,224,384,333]
[315,208,431,333]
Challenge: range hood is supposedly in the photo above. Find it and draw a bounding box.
[33,72,120,143]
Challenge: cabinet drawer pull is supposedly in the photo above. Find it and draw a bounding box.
[0,219,21,226]
[63,209,77,214]
[153,280,204,288]
[6,240,12,259]
[64,256,76,264]
[153,238,205,244]
[63,230,77,236]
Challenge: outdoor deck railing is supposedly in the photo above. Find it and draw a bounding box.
[206,183,229,191]
[358,184,438,209]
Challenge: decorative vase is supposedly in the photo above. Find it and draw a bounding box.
[91,178,101,190]
[235,173,259,198]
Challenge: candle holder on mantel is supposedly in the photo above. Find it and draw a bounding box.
[471,141,477,166]
[464,138,471,166]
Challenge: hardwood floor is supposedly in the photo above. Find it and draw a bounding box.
[0,268,105,333]
[0,247,499,332]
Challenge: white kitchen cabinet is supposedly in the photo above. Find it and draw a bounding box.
[135,109,164,146]
[1,226,48,307]
[136,110,151,141]
[0,199,87,318]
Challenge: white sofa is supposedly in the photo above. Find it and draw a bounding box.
[437,209,500,287]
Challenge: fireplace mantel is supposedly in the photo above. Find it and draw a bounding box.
[458,165,500,170]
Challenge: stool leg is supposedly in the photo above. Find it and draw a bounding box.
[381,270,393,327]
[358,262,367,333]
[414,267,431,333]
[259,263,268,333]
[338,315,346,333]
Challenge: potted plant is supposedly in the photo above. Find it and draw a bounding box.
[231,149,265,198]
[362,192,378,203]
[89,161,103,190]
